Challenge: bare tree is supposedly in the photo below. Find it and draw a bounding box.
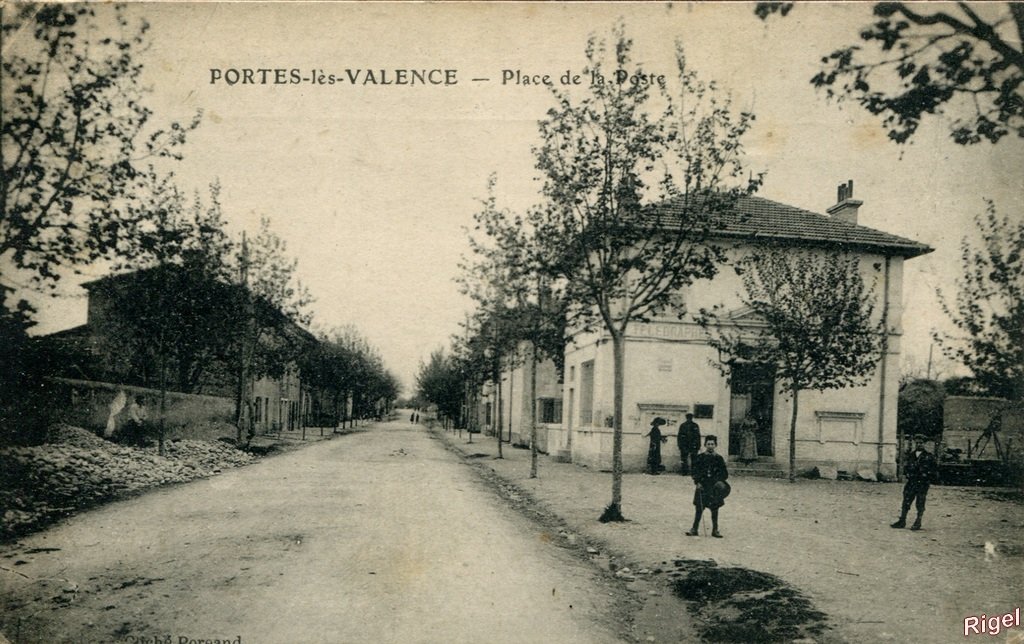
[2,5,200,288]
[935,202,1023,400]
[532,24,759,521]
[699,250,885,481]
[464,178,567,477]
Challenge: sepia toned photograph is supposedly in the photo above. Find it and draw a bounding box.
[1,2,1022,643]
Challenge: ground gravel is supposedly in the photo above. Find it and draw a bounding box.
[433,427,1024,643]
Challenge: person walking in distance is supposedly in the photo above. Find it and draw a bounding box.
[677,412,701,475]
[891,434,938,531]
[686,435,730,538]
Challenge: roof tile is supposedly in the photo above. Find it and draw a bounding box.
[653,195,933,258]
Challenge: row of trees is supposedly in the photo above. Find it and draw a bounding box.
[303,326,401,428]
[1,6,398,447]
[417,15,1022,522]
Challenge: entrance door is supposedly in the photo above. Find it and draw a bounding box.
[729,363,775,457]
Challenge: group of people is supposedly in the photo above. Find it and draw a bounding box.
[643,415,939,538]
[643,413,717,476]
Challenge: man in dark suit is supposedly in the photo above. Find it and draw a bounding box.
[891,434,938,531]
[677,413,701,475]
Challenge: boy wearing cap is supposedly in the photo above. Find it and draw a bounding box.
[891,434,938,531]
[686,435,730,538]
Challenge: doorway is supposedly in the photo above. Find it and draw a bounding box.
[729,363,775,457]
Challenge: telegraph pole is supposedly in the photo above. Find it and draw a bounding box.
[235,232,250,444]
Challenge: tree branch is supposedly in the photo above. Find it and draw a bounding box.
[890,3,1024,70]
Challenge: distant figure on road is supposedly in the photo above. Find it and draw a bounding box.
[891,433,937,531]
[686,435,730,538]
[644,417,668,475]
[414,413,419,423]
[410,412,415,422]
[677,413,701,475]
[738,414,759,464]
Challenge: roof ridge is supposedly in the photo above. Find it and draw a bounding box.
[737,194,924,247]
[648,193,932,258]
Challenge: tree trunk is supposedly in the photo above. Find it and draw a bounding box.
[600,329,626,522]
[468,382,474,443]
[530,343,539,479]
[495,363,504,459]
[235,349,246,444]
[789,388,799,483]
[334,391,341,429]
[508,365,514,444]
[158,341,167,457]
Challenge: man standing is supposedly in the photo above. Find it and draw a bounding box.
[891,434,938,531]
[677,413,701,475]
[686,435,730,538]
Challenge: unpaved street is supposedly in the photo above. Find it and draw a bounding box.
[0,421,625,643]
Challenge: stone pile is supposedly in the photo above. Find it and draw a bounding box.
[1,425,257,541]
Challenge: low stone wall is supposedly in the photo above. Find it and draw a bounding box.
[572,426,649,472]
[50,378,236,442]
[565,425,896,477]
[508,424,553,454]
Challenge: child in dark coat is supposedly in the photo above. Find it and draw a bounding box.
[686,434,730,538]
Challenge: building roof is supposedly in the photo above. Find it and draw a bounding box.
[80,264,200,290]
[650,195,933,258]
[40,324,90,339]
[79,264,318,346]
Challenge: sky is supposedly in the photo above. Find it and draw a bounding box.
[12,2,1023,394]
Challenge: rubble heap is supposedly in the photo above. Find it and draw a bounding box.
[1,425,256,541]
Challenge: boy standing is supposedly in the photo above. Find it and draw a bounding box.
[891,434,937,531]
[686,435,730,538]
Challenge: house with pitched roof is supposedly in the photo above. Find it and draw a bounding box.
[542,183,933,478]
[39,266,316,435]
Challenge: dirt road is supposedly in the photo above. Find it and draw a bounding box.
[0,421,626,643]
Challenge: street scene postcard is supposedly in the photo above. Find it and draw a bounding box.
[1,2,1022,643]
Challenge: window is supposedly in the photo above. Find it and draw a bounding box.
[693,404,714,419]
[484,402,492,427]
[539,398,563,424]
[579,360,594,425]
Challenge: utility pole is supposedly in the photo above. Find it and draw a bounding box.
[235,232,250,445]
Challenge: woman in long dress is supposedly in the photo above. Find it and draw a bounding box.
[739,414,759,464]
[645,417,668,474]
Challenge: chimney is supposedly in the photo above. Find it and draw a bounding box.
[826,179,862,225]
